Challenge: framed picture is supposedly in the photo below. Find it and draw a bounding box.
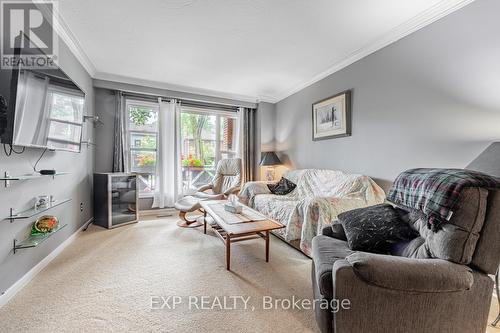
[312,90,351,141]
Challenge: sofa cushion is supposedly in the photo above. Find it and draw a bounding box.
[312,235,353,298]
[339,204,419,254]
[396,187,488,265]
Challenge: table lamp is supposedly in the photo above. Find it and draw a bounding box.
[260,152,282,182]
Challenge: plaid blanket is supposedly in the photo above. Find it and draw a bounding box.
[387,168,500,230]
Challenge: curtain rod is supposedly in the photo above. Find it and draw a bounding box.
[119,91,243,112]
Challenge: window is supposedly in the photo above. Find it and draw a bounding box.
[180,106,238,192]
[126,100,159,196]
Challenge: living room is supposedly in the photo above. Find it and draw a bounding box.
[0,0,499,332]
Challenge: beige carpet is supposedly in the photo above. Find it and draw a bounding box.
[0,216,317,333]
[1,215,498,333]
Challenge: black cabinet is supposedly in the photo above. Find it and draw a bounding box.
[93,173,138,228]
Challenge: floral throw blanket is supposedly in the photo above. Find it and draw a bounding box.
[239,169,386,255]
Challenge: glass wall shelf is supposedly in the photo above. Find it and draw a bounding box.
[13,224,67,253]
[4,199,72,222]
[1,171,70,187]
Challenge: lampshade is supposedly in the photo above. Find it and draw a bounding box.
[466,142,500,177]
[260,152,282,166]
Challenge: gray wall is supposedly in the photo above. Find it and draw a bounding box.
[274,0,500,191]
[255,101,276,180]
[0,40,94,294]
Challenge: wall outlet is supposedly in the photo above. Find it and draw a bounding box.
[80,202,84,212]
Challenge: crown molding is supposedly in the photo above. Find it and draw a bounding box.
[43,0,474,105]
[94,72,270,104]
[52,8,96,77]
[273,0,476,102]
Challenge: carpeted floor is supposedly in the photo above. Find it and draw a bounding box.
[0,216,317,333]
[1,215,499,333]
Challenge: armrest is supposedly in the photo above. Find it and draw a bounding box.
[223,185,241,196]
[239,181,272,204]
[343,252,473,292]
[197,184,213,192]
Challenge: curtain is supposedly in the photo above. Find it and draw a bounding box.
[152,98,182,208]
[112,91,128,172]
[237,107,256,183]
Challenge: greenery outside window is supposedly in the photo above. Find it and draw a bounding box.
[180,106,238,192]
[126,100,159,197]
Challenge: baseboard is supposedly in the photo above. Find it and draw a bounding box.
[139,208,177,218]
[0,218,93,309]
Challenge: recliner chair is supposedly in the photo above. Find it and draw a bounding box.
[174,158,242,227]
[311,186,500,333]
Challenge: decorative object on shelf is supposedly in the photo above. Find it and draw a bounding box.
[34,195,50,210]
[224,194,243,213]
[13,224,67,253]
[1,170,70,187]
[260,151,282,182]
[39,169,56,175]
[312,90,351,141]
[31,215,59,235]
[4,198,71,222]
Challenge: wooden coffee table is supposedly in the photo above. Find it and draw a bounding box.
[200,200,284,271]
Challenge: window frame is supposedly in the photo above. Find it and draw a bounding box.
[125,99,160,198]
[179,106,238,191]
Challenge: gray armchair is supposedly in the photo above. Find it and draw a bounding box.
[174,158,242,227]
[312,187,500,333]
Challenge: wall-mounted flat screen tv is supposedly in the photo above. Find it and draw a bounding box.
[0,64,85,153]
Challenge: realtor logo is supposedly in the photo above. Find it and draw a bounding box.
[0,0,58,69]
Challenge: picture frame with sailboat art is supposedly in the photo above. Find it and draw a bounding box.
[312,90,351,141]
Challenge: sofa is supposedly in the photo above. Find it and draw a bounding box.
[239,169,386,256]
[311,186,500,333]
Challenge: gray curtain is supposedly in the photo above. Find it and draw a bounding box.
[112,91,125,172]
[239,107,257,183]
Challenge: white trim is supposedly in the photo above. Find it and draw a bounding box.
[94,72,264,104]
[52,10,96,76]
[34,3,96,77]
[93,72,274,103]
[139,208,176,217]
[273,0,475,102]
[0,218,92,309]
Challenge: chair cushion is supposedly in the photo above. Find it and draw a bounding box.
[174,196,202,212]
[338,204,419,254]
[395,188,488,265]
[312,235,353,298]
[193,192,224,200]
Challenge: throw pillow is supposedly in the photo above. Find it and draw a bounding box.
[338,204,419,254]
[267,177,296,195]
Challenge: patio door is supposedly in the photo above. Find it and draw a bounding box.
[180,106,238,193]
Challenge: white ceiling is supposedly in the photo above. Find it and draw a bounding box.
[56,0,474,102]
